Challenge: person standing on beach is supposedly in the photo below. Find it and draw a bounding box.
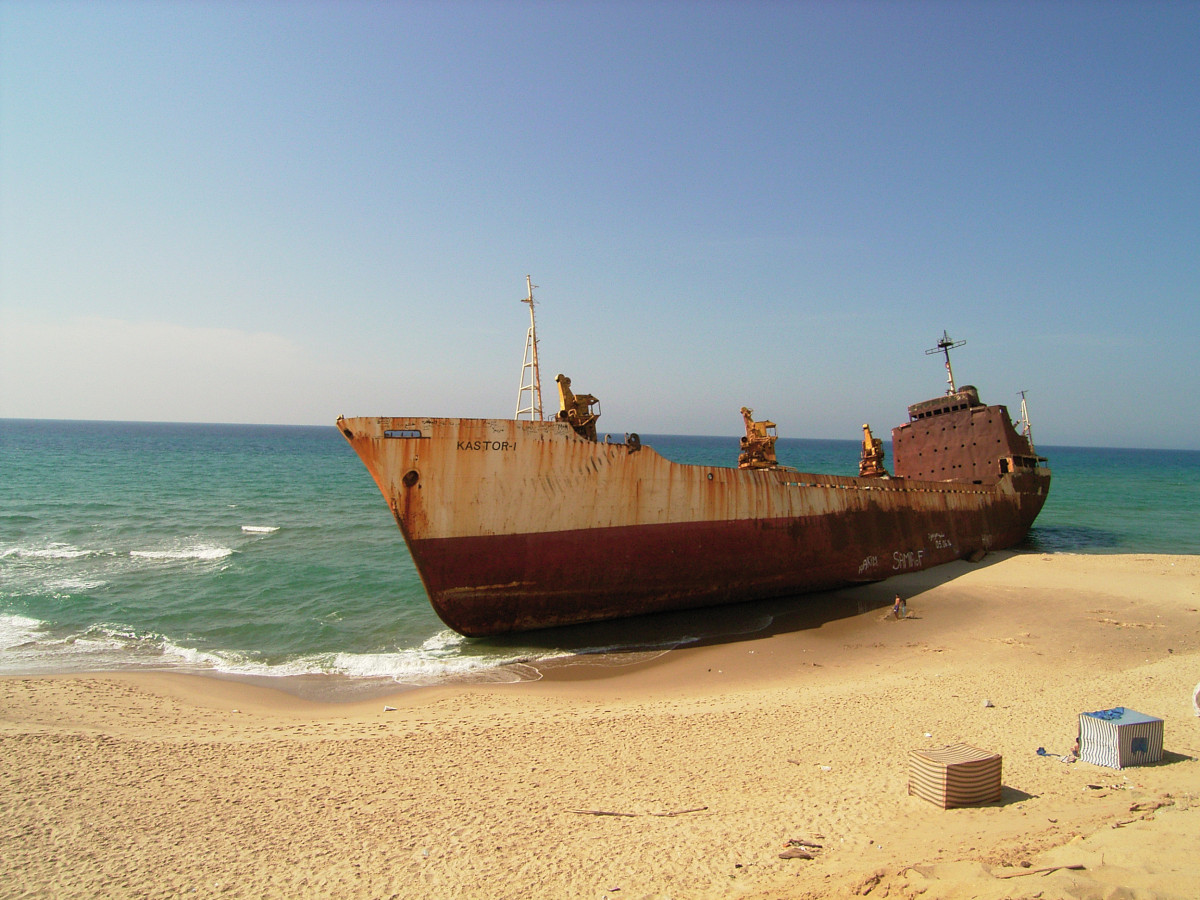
[893,595,902,619]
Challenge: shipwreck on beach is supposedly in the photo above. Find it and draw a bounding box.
[338,282,1050,635]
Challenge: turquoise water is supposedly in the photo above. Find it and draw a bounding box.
[2,419,1198,688]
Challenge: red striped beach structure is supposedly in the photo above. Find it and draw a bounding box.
[908,743,1002,808]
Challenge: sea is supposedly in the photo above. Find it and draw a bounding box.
[2,419,1198,696]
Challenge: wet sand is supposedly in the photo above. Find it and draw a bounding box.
[2,551,1199,899]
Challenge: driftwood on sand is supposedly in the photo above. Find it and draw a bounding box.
[994,864,1085,879]
[568,806,708,818]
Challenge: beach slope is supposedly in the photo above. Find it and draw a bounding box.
[2,552,1198,899]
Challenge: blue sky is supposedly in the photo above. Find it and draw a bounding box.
[2,1,1197,449]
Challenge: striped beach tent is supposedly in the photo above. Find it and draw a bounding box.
[1078,707,1163,769]
[908,743,1002,808]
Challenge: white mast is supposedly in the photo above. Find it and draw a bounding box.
[1018,390,1035,450]
[515,275,544,420]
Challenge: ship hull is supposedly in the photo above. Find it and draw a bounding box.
[337,416,1050,636]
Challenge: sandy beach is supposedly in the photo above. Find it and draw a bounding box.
[2,551,1198,899]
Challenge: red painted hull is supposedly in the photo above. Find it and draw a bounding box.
[412,505,1037,636]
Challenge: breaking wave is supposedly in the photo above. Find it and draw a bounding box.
[1,543,108,561]
[0,613,46,650]
[129,546,233,561]
[0,615,543,686]
[2,540,234,565]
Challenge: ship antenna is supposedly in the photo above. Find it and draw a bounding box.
[1018,390,1035,450]
[926,330,966,394]
[515,275,545,420]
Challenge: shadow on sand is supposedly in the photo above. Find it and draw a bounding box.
[482,549,1021,663]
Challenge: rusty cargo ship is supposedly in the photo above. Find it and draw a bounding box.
[337,330,1050,636]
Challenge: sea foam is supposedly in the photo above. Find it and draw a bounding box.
[1,543,101,560]
[328,649,542,685]
[0,613,47,649]
[130,547,233,561]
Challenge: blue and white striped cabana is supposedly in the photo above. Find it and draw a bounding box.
[1078,707,1163,769]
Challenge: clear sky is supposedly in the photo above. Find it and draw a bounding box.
[2,1,1197,449]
